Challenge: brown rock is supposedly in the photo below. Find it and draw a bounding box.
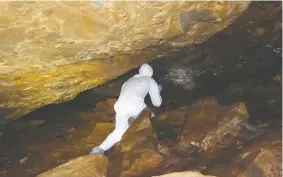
[79,99,117,122]
[0,1,250,122]
[176,98,232,152]
[107,109,164,177]
[200,103,249,151]
[116,109,157,153]
[237,148,282,177]
[126,150,163,175]
[83,122,114,145]
[151,106,190,145]
[37,154,108,177]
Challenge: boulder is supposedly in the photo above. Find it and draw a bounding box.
[237,147,282,177]
[176,98,232,153]
[83,122,114,146]
[37,154,108,177]
[79,99,117,122]
[107,109,164,177]
[0,1,250,122]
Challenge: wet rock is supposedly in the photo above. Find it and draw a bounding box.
[153,171,216,177]
[147,2,282,108]
[83,122,114,146]
[37,154,108,177]
[29,120,46,126]
[107,109,165,176]
[237,148,282,177]
[79,2,282,114]
[200,103,250,151]
[176,98,232,153]
[151,106,189,144]
[245,84,282,123]
[0,2,249,122]
[20,157,28,164]
[175,98,267,157]
[164,65,195,91]
[156,97,276,176]
[195,104,281,177]
[79,99,117,122]
[115,109,157,153]
[121,150,163,177]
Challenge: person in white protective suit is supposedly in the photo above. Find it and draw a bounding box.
[91,63,162,154]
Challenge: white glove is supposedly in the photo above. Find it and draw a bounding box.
[90,146,105,154]
[158,85,163,92]
[150,112,155,118]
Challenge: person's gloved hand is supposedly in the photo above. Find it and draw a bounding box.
[90,146,105,154]
[150,111,156,118]
[158,85,163,92]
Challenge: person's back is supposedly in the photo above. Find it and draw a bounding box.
[120,75,151,99]
[91,63,162,154]
[114,64,162,115]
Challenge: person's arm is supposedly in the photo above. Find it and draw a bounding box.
[149,79,162,107]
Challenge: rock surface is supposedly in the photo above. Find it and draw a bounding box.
[2,90,280,177]
[83,122,114,145]
[0,1,250,122]
[75,2,281,113]
[237,147,282,177]
[105,98,268,177]
[37,154,108,177]
[107,109,163,177]
[0,3,281,177]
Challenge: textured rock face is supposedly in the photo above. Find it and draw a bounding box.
[237,147,282,177]
[0,1,250,122]
[78,2,281,113]
[107,109,162,177]
[37,154,108,177]
[2,90,280,177]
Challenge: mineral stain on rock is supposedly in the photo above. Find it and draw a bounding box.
[0,1,282,177]
[0,1,250,122]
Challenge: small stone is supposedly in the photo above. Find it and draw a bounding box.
[158,144,171,156]
[67,128,76,132]
[51,152,60,157]
[37,154,108,177]
[29,120,46,127]
[253,27,265,37]
[20,157,28,164]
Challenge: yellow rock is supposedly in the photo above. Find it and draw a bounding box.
[37,154,108,177]
[84,122,114,144]
[0,1,250,122]
[128,150,163,175]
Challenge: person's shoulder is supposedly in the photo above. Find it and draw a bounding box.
[148,77,157,83]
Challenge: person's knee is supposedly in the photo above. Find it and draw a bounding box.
[128,117,136,125]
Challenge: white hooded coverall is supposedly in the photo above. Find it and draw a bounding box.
[95,63,162,152]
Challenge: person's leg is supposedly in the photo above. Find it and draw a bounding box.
[98,113,130,151]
